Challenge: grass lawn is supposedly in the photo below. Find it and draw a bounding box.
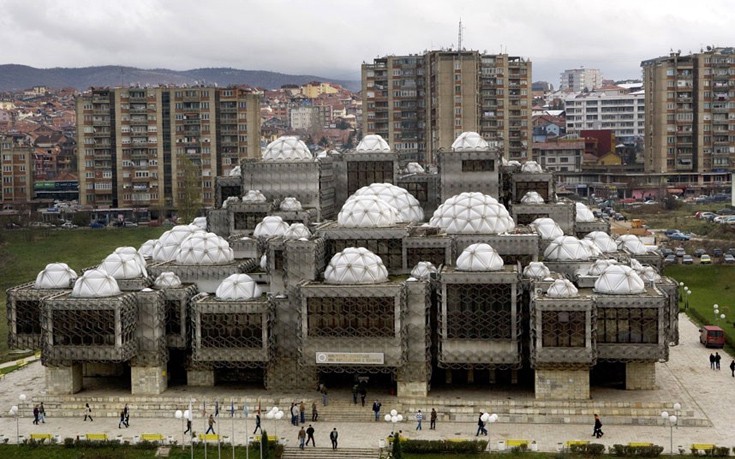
[0,227,166,362]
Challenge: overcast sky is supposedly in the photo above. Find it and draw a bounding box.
[1,0,734,87]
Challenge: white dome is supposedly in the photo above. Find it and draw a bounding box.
[191,216,207,230]
[521,191,545,204]
[523,261,551,279]
[176,232,234,265]
[451,131,489,151]
[584,231,618,253]
[153,272,182,289]
[114,246,147,275]
[260,254,267,270]
[242,190,267,203]
[406,162,425,174]
[349,183,424,222]
[228,165,241,177]
[323,247,388,284]
[507,160,522,167]
[546,279,579,298]
[355,134,391,153]
[544,236,593,261]
[262,136,313,161]
[588,258,618,276]
[71,269,121,298]
[629,258,644,271]
[338,196,401,227]
[222,196,240,208]
[280,197,303,211]
[580,239,603,257]
[531,217,564,240]
[215,274,262,300]
[456,243,504,271]
[616,234,648,255]
[34,263,77,289]
[139,239,158,259]
[99,253,145,280]
[152,225,206,262]
[253,216,289,238]
[594,265,646,294]
[429,192,515,234]
[521,161,543,173]
[575,202,597,222]
[317,149,338,158]
[640,266,662,283]
[410,261,437,280]
[284,223,311,239]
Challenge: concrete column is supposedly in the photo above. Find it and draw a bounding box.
[535,368,590,400]
[131,366,168,395]
[187,369,215,386]
[626,362,656,390]
[467,368,475,384]
[397,381,428,398]
[46,364,83,395]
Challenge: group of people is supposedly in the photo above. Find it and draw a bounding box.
[296,424,338,449]
[32,402,46,425]
[118,404,130,429]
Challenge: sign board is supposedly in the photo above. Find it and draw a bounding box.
[315,352,384,365]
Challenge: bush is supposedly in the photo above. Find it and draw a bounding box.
[402,439,488,454]
[713,446,731,457]
[611,444,664,457]
[570,443,605,456]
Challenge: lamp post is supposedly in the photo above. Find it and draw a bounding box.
[384,409,403,435]
[481,413,498,451]
[661,403,680,457]
[685,289,691,311]
[175,410,184,449]
[9,405,19,445]
[266,407,284,442]
[678,282,685,306]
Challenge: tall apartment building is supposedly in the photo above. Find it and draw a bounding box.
[77,86,260,209]
[642,48,735,185]
[559,68,603,92]
[362,50,532,163]
[564,86,645,143]
[0,134,33,208]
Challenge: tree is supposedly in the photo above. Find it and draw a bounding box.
[176,154,202,224]
[344,131,356,149]
[392,432,403,459]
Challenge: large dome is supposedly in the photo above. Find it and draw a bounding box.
[338,196,401,227]
[531,217,564,240]
[280,197,302,211]
[262,136,313,161]
[594,265,646,294]
[114,247,147,276]
[71,269,121,298]
[355,134,391,153]
[521,191,545,204]
[283,223,311,239]
[523,261,551,279]
[243,190,267,203]
[253,216,289,238]
[588,258,619,276]
[138,239,158,259]
[323,247,388,284]
[575,202,597,222]
[215,274,262,300]
[176,232,234,265]
[456,243,504,271]
[410,261,437,280]
[153,272,183,289]
[546,279,579,298]
[617,234,648,255]
[152,225,205,262]
[584,231,618,253]
[99,252,146,279]
[429,192,515,234]
[521,161,543,173]
[34,263,77,289]
[451,131,489,151]
[544,236,594,261]
[349,183,424,222]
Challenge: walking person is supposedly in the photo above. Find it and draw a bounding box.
[311,402,318,422]
[710,353,716,370]
[297,427,306,449]
[299,401,306,424]
[352,383,358,404]
[730,359,735,377]
[329,427,338,449]
[119,409,126,429]
[476,414,487,436]
[252,412,261,434]
[415,409,423,430]
[33,404,39,425]
[205,414,216,434]
[306,424,315,446]
[39,402,45,424]
[372,400,382,421]
[430,408,437,430]
[320,383,328,406]
[184,418,192,435]
[359,386,367,407]
[83,403,93,422]
[715,352,722,370]
[123,404,130,428]
[593,414,604,438]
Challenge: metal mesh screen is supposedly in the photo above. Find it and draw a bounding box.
[597,307,659,344]
[306,296,395,337]
[445,284,513,339]
[201,313,263,348]
[406,247,447,269]
[233,212,267,230]
[541,311,586,347]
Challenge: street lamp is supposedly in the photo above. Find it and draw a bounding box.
[384,409,403,435]
[481,413,498,450]
[685,289,691,311]
[265,407,284,441]
[9,405,19,445]
[661,404,680,457]
[175,410,184,449]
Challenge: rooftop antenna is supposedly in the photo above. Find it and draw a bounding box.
[458,18,463,52]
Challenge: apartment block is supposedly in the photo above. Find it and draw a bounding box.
[77,86,260,209]
[564,86,645,143]
[560,68,603,92]
[1,134,33,207]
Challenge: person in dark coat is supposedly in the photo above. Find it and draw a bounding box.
[329,427,338,449]
[593,414,604,438]
[730,359,735,377]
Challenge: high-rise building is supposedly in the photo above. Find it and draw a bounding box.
[559,68,603,92]
[642,48,735,183]
[76,86,260,209]
[362,50,532,163]
[564,85,645,143]
[0,134,33,207]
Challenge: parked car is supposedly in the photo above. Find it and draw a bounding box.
[695,211,717,220]
[694,248,707,258]
[727,248,735,256]
[700,325,725,348]
[661,248,674,258]
[60,222,77,229]
[675,247,686,257]
[122,221,138,227]
[682,255,694,265]
[713,248,723,257]
[613,213,626,221]
[89,221,105,229]
[669,232,690,241]
[724,254,735,264]
[700,254,712,264]
[664,255,677,264]
[664,229,680,237]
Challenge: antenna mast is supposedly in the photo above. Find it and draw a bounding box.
[458,19,463,51]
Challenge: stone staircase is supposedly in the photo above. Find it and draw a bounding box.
[281,446,380,459]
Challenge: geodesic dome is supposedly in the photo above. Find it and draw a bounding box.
[584,231,618,253]
[323,247,388,284]
[355,134,391,153]
[138,239,158,259]
[616,234,648,255]
[507,160,522,167]
[531,217,564,240]
[544,236,593,261]
[429,192,515,234]
[588,258,619,276]
[279,197,302,211]
[191,217,207,230]
[521,161,543,173]
[262,136,313,161]
[639,266,662,283]
[456,243,504,271]
[34,263,77,289]
[521,191,545,204]
[222,196,240,208]
[349,183,424,222]
[405,162,425,174]
[629,258,644,271]
[575,202,597,222]
[114,246,148,276]
[215,274,262,300]
[546,279,579,298]
[176,232,234,265]
[153,272,182,289]
[253,216,289,238]
[410,261,437,280]
[283,223,311,239]
[152,225,206,262]
[451,131,489,151]
[71,269,121,298]
[580,239,603,257]
[242,190,267,203]
[99,252,146,280]
[523,261,551,279]
[228,165,241,177]
[338,196,401,227]
[594,265,646,294]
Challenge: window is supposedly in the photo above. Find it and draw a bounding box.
[597,307,658,343]
[462,159,495,172]
[542,311,586,347]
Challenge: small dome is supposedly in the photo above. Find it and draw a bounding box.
[222,196,240,208]
[99,253,145,280]
[629,258,644,271]
[114,246,147,275]
[324,247,388,284]
[456,243,504,271]
[429,192,515,234]
[338,196,401,227]
[139,239,158,259]
[507,160,522,167]
[521,161,543,173]
[284,223,311,239]
[34,263,77,289]
[580,239,603,257]
[405,162,425,174]
[355,134,391,153]
[228,165,241,176]
[523,261,550,279]
[521,191,545,204]
[152,225,205,262]
[594,265,646,294]
[531,217,564,240]
[410,261,437,280]
[280,197,302,211]
[616,234,648,255]
[243,190,267,203]
[253,216,289,237]
[262,136,313,161]
[575,202,596,222]
[153,272,182,289]
[588,258,618,276]
[640,266,662,283]
[546,279,579,298]
[191,217,207,230]
[260,254,267,270]
[544,236,593,261]
[71,269,121,298]
[176,232,234,265]
[584,231,618,253]
[451,131,489,151]
[317,149,339,158]
[349,183,424,222]
[215,274,262,300]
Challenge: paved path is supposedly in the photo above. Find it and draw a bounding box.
[0,314,732,452]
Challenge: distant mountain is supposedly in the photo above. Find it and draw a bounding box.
[0,64,361,92]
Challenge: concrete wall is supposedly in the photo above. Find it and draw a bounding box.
[46,364,83,395]
[626,361,656,390]
[535,368,590,400]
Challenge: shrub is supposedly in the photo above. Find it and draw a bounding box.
[63,437,75,448]
[570,443,606,456]
[712,447,730,457]
[611,444,664,457]
[402,439,488,454]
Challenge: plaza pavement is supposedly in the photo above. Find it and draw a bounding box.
[0,313,733,453]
